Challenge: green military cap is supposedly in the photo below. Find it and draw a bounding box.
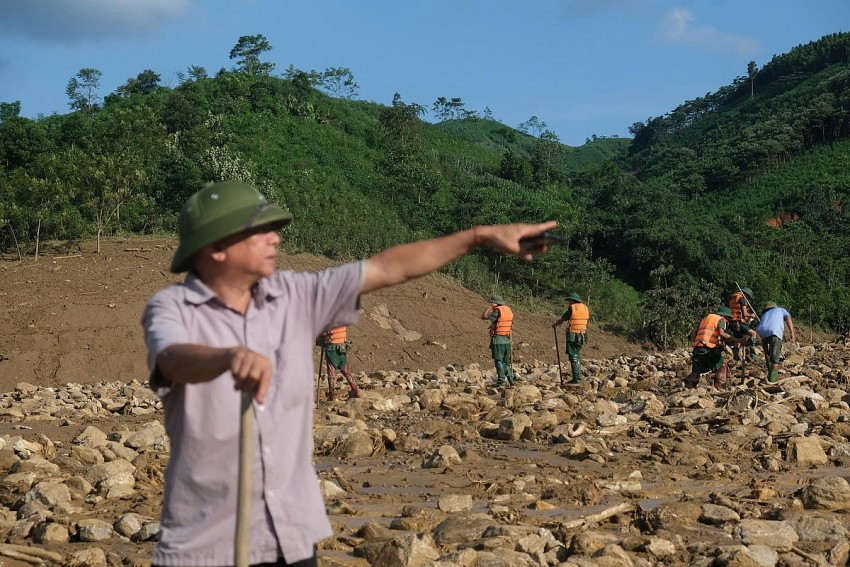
[763,301,778,311]
[567,292,582,302]
[716,306,733,317]
[489,294,504,305]
[170,180,293,273]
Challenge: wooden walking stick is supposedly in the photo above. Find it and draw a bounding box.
[235,391,252,567]
[734,281,761,323]
[316,345,325,406]
[554,327,565,387]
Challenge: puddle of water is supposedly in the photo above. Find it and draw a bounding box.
[359,484,428,496]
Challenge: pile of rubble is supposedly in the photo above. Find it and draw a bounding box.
[1,340,849,566]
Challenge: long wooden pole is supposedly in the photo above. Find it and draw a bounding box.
[734,281,760,323]
[316,346,325,406]
[235,392,252,567]
[554,327,564,387]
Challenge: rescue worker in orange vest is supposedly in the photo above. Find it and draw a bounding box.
[321,325,360,400]
[729,286,758,363]
[552,292,589,384]
[684,307,755,389]
[481,294,515,388]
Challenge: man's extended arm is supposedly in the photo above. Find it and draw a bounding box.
[361,222,556,295]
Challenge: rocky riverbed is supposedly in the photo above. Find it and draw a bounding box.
[2,337,850,567]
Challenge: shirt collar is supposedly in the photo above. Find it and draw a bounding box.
[182,271,282,307]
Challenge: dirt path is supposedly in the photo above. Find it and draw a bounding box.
[0,237,645,391]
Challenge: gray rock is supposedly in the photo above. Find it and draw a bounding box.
[497,414,532,441]
[77,518,113,541]
[31,521,69,543]
[798,476,850,510]
[67,546,108,567]
[336,430,374,459]
[371,533,440,567]
[26,481,72,507]
[699,503,741,525]
[734,519,799,551]
[786,436,828,465]
[785,514,849,543]
[437,494,472,513]
[431,513,494,546]
[423,445,462,469]
[113,513,145,538]
[9,455,60,476]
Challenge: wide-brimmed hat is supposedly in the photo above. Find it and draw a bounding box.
[716,306,733,318]
[170,180,293,273]
[567,292,582,302]
[742,287,753,298]
[763,301,778,311]
[489,294,504,305]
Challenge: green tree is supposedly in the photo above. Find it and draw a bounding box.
[518,115,546,136]
[530,130,562,186]
[747,61,759,99]
[379,93,425,168]
[229,34,275,75]
[114,69,162,97]
[66,68,102,112]
[319,67,359,99]
[498,149,532,185]
[188,65,208,81]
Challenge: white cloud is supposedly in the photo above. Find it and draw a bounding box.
[0,0,192,43]
[657,8,760,55]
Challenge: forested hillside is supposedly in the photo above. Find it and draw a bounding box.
[1,32,849,346]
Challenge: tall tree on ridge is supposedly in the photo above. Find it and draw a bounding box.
[229,34,275,75]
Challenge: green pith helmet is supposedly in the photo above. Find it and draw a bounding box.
[716,306,733,318]
[742,287,754,298]
[763,301,778,311]
[489,294,504,305]
[567,292,582,302]
[170,180,293,273]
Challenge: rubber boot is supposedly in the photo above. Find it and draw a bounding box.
[568,355,581,384]
[767,369,778,384]
[506,363,516,386]
[684,373,700,389]
[746,343,759,363]
[492,362,507,388]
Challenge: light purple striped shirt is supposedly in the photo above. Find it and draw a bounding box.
[142,262,363,566]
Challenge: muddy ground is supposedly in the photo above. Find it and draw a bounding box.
[0,238,848,567]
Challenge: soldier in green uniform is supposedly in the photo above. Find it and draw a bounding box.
[481,294,515,388]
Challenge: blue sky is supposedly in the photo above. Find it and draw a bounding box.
[0,0,847,146]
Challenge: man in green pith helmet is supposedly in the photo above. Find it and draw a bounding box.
[481,294,515,388]
[142,180,557,566]
[552,292,589,384]
[729,286,758,362]
[756,301,796,384]
[684,306,754,389]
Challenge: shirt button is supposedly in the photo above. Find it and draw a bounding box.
[263,447,271,455]
[267,490,275,498]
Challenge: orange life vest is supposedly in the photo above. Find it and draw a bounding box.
[692,314,723,348]
[325,326,347,345]
[568,302,589,334]
[489,305,513,337]
[729,292,745,322]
